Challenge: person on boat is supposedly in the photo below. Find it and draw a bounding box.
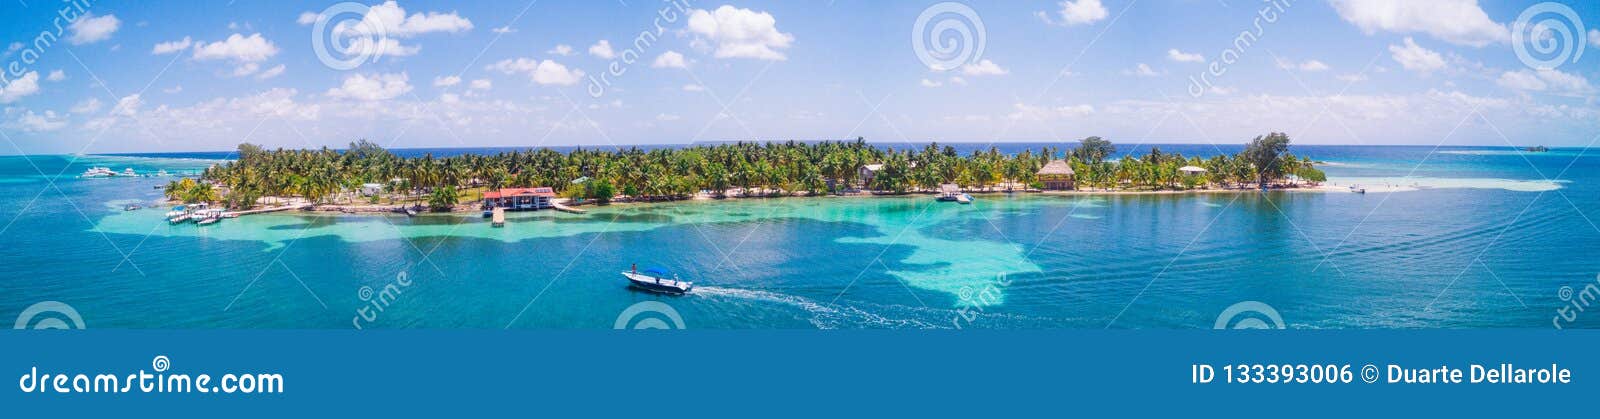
[631,263,637,275]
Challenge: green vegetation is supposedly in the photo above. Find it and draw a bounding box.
[198,134,1324,209]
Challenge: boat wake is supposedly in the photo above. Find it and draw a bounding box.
[692,285,1063,329]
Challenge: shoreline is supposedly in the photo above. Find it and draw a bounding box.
[188,185,1341,218]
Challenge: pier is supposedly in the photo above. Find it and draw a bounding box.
[222,203,312,218]
[552,202,587,214]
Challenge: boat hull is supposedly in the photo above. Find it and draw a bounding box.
[621,272,692,294]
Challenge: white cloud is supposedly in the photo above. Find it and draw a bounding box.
[68,13,121,45]
[70,98,103,114]
[1166,49,1203,63]
[46,70,66,82]
[548,44,574,56]
[1277,58,1330,72]
[960,59,1008,76]
[0,71,41,104]
[469,79,491,90]
[152,37,193,55]
[325,1,473,38]
[588,40,616,59]
[1388,37,1446,74]
[1040,0,1108,26]
[1208,86,1237,95]
[232,62,262,77]
[433,75,462,87]
[920,78,943,88]
[1008,103,1095,120]
[948,76,968,85]
[687,6,795,60]
[655,113,681,121]
[256,64,286,80]
[1496,69,1594,95]
[193,33,279,62]
[652,51,688,69]
[6,110,68,132]
[486,58,584,85]
[326,73,414,101]
[493,26,516,34]
[343,37,421,58]
[3,42,21,57]
[111,94,143,117]
[1125,63,1161,77]
[1328,0,1506,47]
[1591,29,1600,48]
[682,84,705,92]
[163,85,183,94]
[297,12,319,25]
[1336,73,1369,83]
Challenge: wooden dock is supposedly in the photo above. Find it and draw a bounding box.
[551,202,586,214]
[491,207,506,227]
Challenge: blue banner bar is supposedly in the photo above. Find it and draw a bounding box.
[2,330,1595,417]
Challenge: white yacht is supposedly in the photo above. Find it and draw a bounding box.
[81,167,116,178]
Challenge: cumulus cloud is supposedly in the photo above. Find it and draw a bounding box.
[193,33,280,62]
[1124,63,1161,77]
[1388,37,1446,74]
[110,94,143,117]
[326,73,414,101]
[1336,73,1369,83]
[46,70,66,81]
[434,75,462,87]
[70,98,103,114]
[0,71,41,104]
[1496,69,1594,95]
[309,1,473,37]
[1008,103,1095,120]
[687,6,795,60]
[68,13,121,45]
[1591,29,1600,48]
[256,64,286,80]
[547,44,574,56]
[1167,49,1203,63]
[485,58,584,85]
[6,110,68,132]
[1277,58,1330,72]
[960,59,1008,76]
[682,84,705,92]
[920,78,943,88]
[152,37,193,55]
[655,113,681,121]
[652,51,688,69]
[492,26,516,34]
[1038,0,1108,26]
[588,40,616,59]
[469,79,491,90]
[1328,0,1506,47]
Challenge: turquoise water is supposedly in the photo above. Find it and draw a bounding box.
[1,145,1595,329]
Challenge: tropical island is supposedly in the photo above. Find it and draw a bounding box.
[165,132,1325,214]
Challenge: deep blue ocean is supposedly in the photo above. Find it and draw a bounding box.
[2,143,1596,329]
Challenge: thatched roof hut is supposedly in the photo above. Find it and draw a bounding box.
[1037,160,1075,190]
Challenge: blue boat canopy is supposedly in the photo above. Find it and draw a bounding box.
[643,267,671,277]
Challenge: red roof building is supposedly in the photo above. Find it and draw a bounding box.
[483,187,556,210]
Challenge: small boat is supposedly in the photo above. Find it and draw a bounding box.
[121,168,137,177]
[956,193,973,204]
[81,167,116,178]
[1349,185,1366,194]
[155,169,170,177]
[405,208,419,217]
[168,214,191,224]
[482,209,494,218]
[622,267,693,294]
[165,205,188,218]
[197,216,220,226]
[124,203,142,211]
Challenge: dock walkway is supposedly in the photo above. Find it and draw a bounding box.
[551,202,587,214]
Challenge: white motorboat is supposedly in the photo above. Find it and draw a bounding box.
[81,167,116,178]
[122,168,137,177]
[621,267,693,294]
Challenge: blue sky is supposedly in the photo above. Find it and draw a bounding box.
[1,0,1597,154]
